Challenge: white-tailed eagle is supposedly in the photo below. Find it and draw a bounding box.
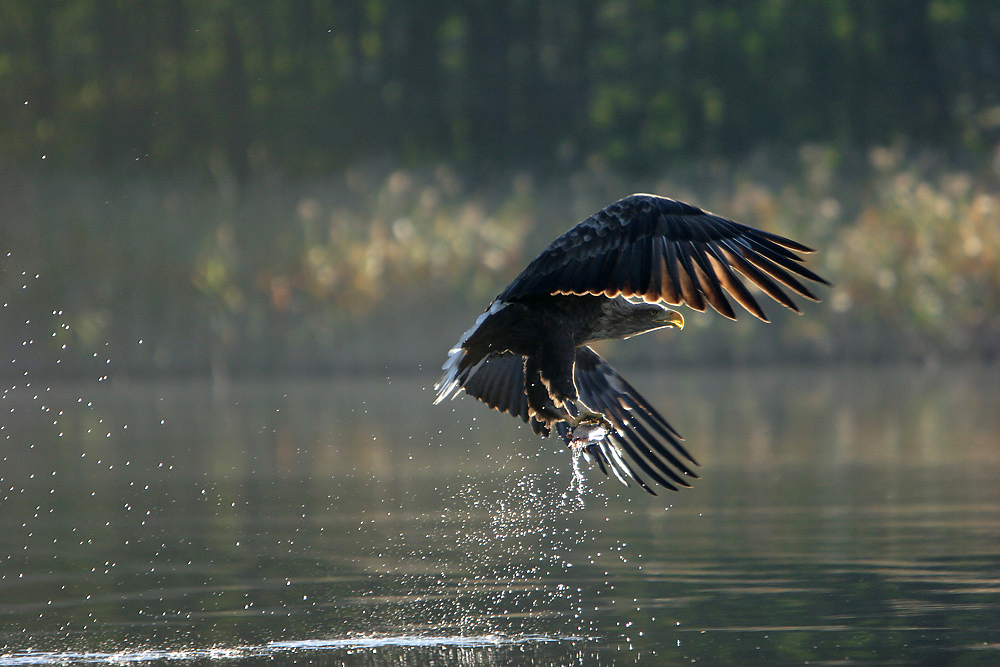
[434,194,828,494]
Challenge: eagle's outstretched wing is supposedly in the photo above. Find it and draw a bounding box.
[499,193,830,322]
[437,192,829,495]
[461,347,698,494]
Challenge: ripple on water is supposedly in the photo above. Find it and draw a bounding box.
[0,634,586,666]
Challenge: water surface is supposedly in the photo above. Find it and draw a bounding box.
[1,364,998,665]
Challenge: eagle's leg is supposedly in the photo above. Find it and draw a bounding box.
[526,342,615,438]
[524,357,571,430]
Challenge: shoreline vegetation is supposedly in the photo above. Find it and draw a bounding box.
[4,2,1000,381]
[4,143,999,380]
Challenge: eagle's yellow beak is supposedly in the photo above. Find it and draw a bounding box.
[657,309,685,330]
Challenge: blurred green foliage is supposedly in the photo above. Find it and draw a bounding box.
[1,1,999,173]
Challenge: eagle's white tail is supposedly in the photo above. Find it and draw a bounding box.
[433,345,466,404]
[432,300,507,404]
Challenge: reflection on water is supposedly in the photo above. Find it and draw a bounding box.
[1,364,999,665]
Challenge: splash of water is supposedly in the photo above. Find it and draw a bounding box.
[360,454,600,639]
[561,447,588,511]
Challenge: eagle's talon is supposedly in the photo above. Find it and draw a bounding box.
[568,411,612,447]
[570,408,612,430]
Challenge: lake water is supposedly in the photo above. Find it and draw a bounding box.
[1,364,998,665]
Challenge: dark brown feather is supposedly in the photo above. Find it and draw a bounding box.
[499,194,827,321]
[460,345,698,495]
